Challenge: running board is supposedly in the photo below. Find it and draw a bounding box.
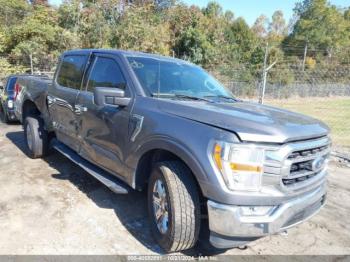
[52,140,129,194]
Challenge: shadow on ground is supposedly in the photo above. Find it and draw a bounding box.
[6,130,225,256]
[6,131,163,254]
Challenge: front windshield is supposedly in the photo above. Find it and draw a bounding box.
[126,56,234,99]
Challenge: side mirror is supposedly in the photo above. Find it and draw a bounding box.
[93,86,131,107]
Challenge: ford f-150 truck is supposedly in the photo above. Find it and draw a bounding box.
[16,49,330,253]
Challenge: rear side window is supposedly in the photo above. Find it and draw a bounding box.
[87,57,125,92]
[57,55,87,90]
[6,77,17,92]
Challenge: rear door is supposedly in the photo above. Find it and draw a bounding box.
[48,54,89,152]
[75,53,132,178]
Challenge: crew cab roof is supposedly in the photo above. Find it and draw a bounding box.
[61,49,193,65]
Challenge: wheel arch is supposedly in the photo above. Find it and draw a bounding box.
[22,99,41,122]
[131,138,207,198]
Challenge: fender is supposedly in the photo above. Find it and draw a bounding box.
[127,135,209,191]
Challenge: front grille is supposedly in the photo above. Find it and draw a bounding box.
[282,171,318,185]
[282,140,331,187]
[287,145,329,160]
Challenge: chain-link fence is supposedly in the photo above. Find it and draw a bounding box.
[0,54,349,155]
[0,55,56,81]
[226,64,350,155]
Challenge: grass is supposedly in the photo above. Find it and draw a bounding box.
[265,97,350,150]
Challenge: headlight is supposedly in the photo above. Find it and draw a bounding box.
[7,100,13,109]
[212,141,265,192]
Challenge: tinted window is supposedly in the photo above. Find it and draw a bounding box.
[6,77,17,92]
[57,55,87,89]
[87,57,125,92]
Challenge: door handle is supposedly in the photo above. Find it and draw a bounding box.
[74,104,88,114]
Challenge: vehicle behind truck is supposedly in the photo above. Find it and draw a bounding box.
[18,49,331,253]
[0,75,24,123]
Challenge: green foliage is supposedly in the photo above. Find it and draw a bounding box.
[203,1,222,18]
[268,10,287,41]
[0,30,6,53]
[225,17,261,64]
[6,5,63,70]
[286,0,349,53]
[0,57,27,79]
[0,0,29,27]
[111,4,171,55]
[0,0,348,89]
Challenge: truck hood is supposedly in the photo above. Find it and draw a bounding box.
[158,100,329,144]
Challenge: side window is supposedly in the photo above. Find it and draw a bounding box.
[6,77,17,92]
[87,57,125,92]
[57,55,88,90]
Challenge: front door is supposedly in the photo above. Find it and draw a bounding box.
[48,54,88,152]
[75,54,132,179]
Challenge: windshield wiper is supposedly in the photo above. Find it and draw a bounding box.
[204,95,239,102]
[152,93,212,102]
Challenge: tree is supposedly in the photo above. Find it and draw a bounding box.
[225,17,260,63]
[345,7,350,21]
[0,57,27,79]
[58,0,81,31]
[0,0,29,28]
[203,1,222,18]
[252,15,268,38]
[110,4,171,55]
[269,10,287,38]
[7,5,64,71]
[224,10,234,22]
[29,0,49,6]
[0,30,5,53]
[285,0,349,57]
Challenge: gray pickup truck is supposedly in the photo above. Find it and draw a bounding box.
[15,49,330,253]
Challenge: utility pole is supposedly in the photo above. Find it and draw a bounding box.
[259,43,269,104]
[259,42,277,104]
[29,53,34,75]
[302,42,308,71]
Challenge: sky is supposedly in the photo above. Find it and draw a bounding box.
[48,0,350,26]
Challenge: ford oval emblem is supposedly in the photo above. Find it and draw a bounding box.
[312,157,325,171]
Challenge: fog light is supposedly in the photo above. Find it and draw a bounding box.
[240,206,274,216]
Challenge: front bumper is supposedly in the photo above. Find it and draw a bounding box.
[7,109,17,120]
[207,184,326,247]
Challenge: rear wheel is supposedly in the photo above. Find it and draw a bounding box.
[24,115,48,158]
[148,161,201,253]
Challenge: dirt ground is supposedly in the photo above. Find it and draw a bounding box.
[0,122,349,256]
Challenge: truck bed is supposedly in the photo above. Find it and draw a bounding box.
[15,75,52,123]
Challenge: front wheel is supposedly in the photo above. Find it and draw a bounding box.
[148,161,201,253]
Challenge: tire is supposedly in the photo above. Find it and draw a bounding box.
[148,161,201,253]
[24,115,48,159]
[195,219,228,255]
[0,105,9,123]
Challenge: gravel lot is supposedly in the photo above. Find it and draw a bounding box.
[0,122,349,255]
